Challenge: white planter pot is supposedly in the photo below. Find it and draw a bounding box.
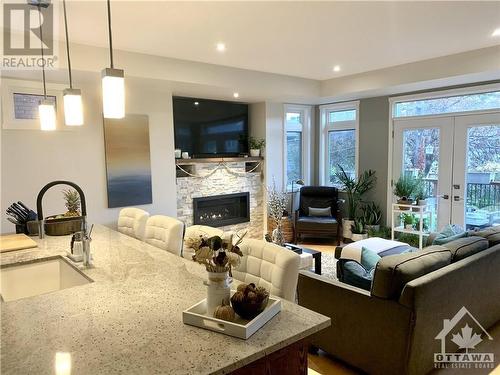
[351,233,368,242]
[417,199,427,207]
[249,149,261,157]
[206,271,232,316]
[342,219,354,239]
[405,224,414,230]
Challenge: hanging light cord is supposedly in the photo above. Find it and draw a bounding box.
[106,0,114,68]
[38,6,47,98]
[62,0,73,88]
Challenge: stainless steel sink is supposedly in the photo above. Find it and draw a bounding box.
[0,256,92,302]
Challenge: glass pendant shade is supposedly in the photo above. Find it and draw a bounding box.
[63,88,83,126]
[39,99,56,131]
[101,68,124,119]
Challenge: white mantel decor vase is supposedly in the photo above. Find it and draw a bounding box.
[187,231,247,317]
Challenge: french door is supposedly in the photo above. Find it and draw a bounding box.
[393,112,500,231]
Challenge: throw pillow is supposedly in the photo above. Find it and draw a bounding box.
[432,224,467,245]
[341,260,374,291]
[308,207,331,217]
[360,247,381,270]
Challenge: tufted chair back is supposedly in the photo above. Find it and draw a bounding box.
[183,225,225,260]
[144,215,185,256]
[117,207,149,240]
[232,239,300,301]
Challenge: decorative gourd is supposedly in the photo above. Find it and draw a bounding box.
[213,301,235,322]
[237,283,248,293]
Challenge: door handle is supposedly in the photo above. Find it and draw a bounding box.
[439,194,449,200]
[454,196,464,202]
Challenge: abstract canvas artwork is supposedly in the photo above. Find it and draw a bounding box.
[103,114,152,208]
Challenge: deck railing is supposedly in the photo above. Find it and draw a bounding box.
[422,180,500,209]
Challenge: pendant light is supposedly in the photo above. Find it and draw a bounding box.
[62,0,83,126]
[37,5,56,131]
[101,0,124,119]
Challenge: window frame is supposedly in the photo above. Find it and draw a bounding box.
[1,78,65,130]
[390,83,500,120]
[283,104,311,191]
[319,101,360,187]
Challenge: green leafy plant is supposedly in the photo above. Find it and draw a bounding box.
[413,177,428,201]
[396,233,420,248]
[394,175,416,200]
[401,213,415,227]
[335,165,377,220]
[362,202,382,225]
[367,226,391,239]
[351,219,365,234]
[248,137,266,150]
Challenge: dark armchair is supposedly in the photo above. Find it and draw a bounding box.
[294,186,342,245]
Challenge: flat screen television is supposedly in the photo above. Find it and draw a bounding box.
[173,96,248,157]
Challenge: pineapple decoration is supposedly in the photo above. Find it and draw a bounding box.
[63,189,81,217]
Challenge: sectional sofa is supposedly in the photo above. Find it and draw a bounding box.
[297,226,500,375]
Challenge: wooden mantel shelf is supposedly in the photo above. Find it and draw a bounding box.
[175,156,263,165]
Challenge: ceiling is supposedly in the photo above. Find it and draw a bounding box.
[29,1,500,80]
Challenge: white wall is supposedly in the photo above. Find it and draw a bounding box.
[265,102,285,191]
[1,76,177,233]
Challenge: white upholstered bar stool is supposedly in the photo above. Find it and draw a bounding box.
[232,238,301,301]
[182,225,225,260]
[117,207,149,240]
[144,215,185,256]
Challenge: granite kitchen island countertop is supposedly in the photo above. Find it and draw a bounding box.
[1,225,330,375]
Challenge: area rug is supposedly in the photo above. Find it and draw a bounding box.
[319,252,338,280]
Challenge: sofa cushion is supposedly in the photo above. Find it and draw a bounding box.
[443,236,489,262]
[308,206,332,217]
[296,216,337,231]
[432,224,467,245]
[338,260,374,291]
[473,226,500,247]
[371,246,451,299]
[360,247,381,270]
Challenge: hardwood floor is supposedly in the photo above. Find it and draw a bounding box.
[308,351,361,375]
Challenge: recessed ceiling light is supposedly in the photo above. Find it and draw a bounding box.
[194,101,199,106]
[492,28,500,37]
[233,92,239,98]
[333,65,341,72]
[216,43,226,52]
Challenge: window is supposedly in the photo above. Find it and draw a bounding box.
[393,91,500,118]
[320,101,359,187]
[13,93,57,120]
[284,105,311,190]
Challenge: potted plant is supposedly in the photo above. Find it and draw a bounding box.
[351,219,368,241]
[402,213,415,230]
[394,175,416,210]
[335,165,376,239]
[414,177,428,207]
[362,202,382,232]
[248,137,265,157]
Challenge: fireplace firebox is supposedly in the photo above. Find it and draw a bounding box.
[193,192,250,227]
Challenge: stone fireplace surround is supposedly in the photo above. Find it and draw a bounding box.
[176,161,264,238]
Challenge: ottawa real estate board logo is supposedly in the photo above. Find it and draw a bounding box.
[2,0,59,70]
[434,306,495,370]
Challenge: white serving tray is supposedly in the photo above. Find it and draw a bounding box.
[183,294,281,339]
